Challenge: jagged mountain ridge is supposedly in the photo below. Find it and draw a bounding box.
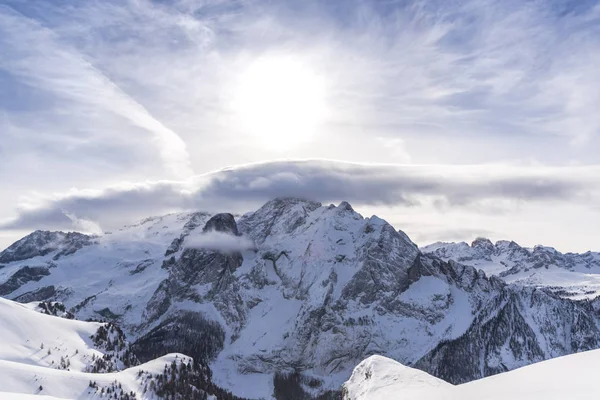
[1,198,600,398]
[0,230,96,264]
[423,238,600,299]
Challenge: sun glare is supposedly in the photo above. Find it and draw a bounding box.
[232,56,327,150]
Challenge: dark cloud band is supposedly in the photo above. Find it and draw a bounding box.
[2,160,598,232]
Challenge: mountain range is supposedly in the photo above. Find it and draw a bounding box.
[1,197,600,399]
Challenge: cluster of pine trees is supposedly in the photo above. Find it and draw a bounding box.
[131,312,225,364]
[58,355,71,370]
[88,380,136,399]
[88,323,139,373]
[37,301,75,319]
[139,359,249,400]
[273,371,340,400]
[91,323,128,352]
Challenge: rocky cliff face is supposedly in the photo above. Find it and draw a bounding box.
[1,198,600,399]
[0,230,96,264]
[415,285,600,384]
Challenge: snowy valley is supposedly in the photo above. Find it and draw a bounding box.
[1,198,600,399]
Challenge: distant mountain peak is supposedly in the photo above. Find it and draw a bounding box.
[203,213,239,235]
[0,230,95,264]
[471,237,493,248]
[261,196,322,210]
[423,237,600,298]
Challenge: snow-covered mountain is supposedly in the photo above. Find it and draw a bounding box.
[1,198,600,398]
[343,348,600,400]
[423,238,600,299]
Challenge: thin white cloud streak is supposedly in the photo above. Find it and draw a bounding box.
[0,5,193,178]
[186,231,255,253]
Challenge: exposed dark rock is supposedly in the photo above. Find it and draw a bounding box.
[37,301,75,319]
[203,213,239,235]
[341,223,419,305]
[146,215,246,329]
[237,197,322,245]
[128,259,154,275]
[165,212,210,257]
[415,287,600,384]
[471,237,494,257]
[12,285,56,303]
[71,294,97,314]
[0,266,51,296]
[0,230,95,264]
[95,307,122,321]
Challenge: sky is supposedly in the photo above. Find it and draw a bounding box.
[1,0,600,252]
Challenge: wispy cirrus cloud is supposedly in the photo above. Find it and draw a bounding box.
[5,0,599,165]
[0,4,193,178]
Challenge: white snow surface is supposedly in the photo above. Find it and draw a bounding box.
[0,297,104,371]
[344,349,600,400]
[343,355,450,400]
[0,354,188,399]
[0,296,190,399]
[0,394,65,400]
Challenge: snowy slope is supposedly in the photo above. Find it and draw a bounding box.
[344,349,600,400]
[342,355,450,400]
[0,297,105,371]
[0,296,220,399]
[423,238,600,299]
[0,394,65,400]
[0,353,190,399]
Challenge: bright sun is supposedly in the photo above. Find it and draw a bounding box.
[232,56,327,150]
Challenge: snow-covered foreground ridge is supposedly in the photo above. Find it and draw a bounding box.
[344,349,600,400]
[2,197,600,398]
[0,296,209,399]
